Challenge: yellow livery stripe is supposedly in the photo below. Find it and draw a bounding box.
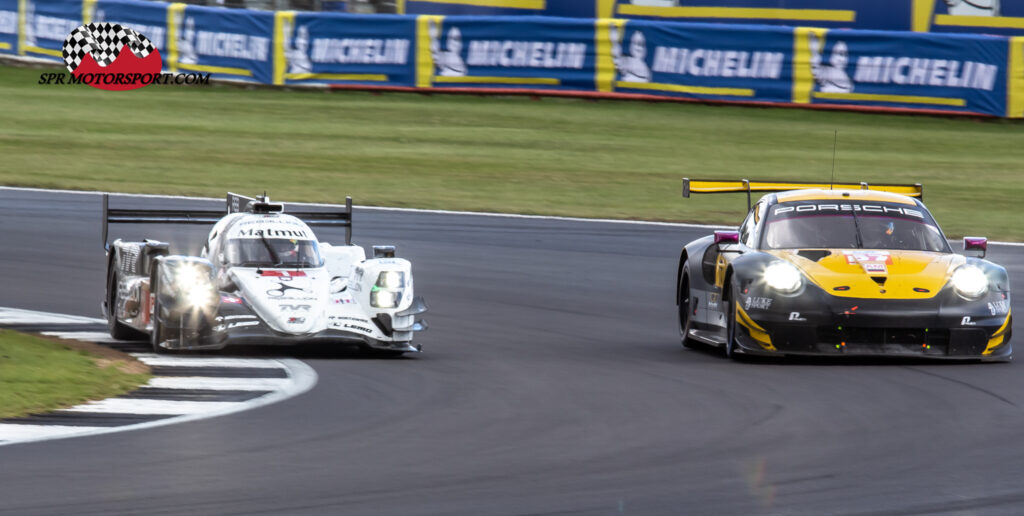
[983,309,1012,355]
[736,305,776,350]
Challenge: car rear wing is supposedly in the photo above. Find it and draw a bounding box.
[103,192,353,250]
[681,178,923,209]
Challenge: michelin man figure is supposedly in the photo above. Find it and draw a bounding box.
[809,34,853,93]
[611,26,651,83]
[429,20,466,77]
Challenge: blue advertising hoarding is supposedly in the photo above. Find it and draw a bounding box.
[415,15,597,92]
[165,3,273,83]
[792,27,1009,116]
[597,19,794,103]
[274,12,415,87]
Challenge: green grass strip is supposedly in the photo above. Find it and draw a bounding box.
[2,65,1022,239]
[0,330,150,420]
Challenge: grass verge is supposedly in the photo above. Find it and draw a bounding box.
[1,65,1022,239]
[0,329,150,420]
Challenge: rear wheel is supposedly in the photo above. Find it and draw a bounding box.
[107,263,146,341]
[678,269,696,349]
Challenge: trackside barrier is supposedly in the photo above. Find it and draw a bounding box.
[2,0,1021,118]
[402,0,1024,38]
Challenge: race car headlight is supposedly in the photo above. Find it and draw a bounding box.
[376,271,405,290]
[951,265,988,299]
[184,284,216,307]
[370,287,400,308]
[763,261,803,293]
[172,264,216,307]
[174,264,205,287]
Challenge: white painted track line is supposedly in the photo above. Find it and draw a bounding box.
[147,377,293,391]
[41,331,121,343]
[0,307,104,325]
[61,399,246,415]
[0,424,108,442]
[133,355,290,369]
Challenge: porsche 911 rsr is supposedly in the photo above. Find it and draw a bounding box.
[676,179,1011,361]
[103,193,427,355]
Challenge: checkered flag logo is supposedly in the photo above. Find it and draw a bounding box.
[62,23,156,73]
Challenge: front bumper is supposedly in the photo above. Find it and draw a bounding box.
[734,286,1012,361]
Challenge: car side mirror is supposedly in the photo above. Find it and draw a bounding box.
[714,230,740,247]
[963,236,987,259]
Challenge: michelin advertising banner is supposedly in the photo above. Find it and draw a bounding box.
[792,28,1010,116]
[274,12,415,87]
[415,15,596,92]
[597,19,793,103]
[165,3,273,84]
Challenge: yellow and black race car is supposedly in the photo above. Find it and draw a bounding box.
[676,179,1011,361]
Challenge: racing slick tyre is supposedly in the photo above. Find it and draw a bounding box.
[678,268,696,349]
[723,277,739,360]
[107,263,147,341]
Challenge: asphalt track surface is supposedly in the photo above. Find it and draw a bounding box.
[1,189,1022,516]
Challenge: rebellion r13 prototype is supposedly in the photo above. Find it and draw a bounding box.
[676,179,1011,361]
[103,193,427,355]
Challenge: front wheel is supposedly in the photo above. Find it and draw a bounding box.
[678,269,696,349]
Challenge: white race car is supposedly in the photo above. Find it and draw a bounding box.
[102,193,427,355]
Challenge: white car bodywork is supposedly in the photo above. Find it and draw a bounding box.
[103,193,426,354]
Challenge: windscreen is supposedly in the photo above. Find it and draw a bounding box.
[762,201,949,252]
[225,238,323,268]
